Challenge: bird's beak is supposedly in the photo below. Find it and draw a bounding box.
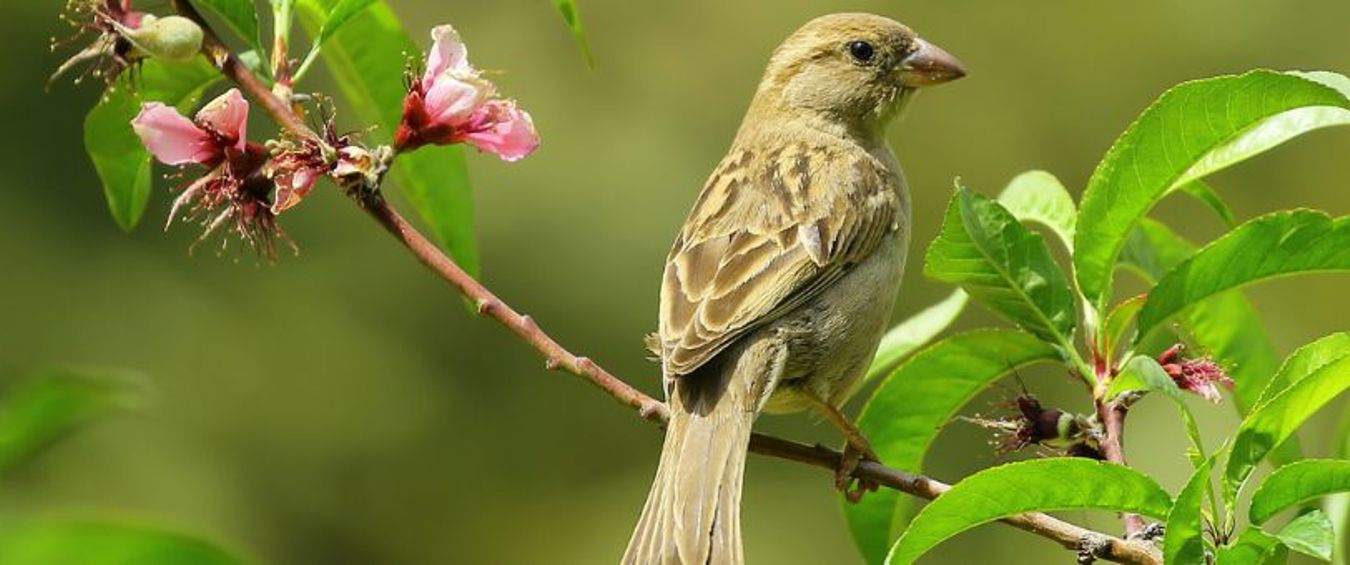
[897,38,966,88]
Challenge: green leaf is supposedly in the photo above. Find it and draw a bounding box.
[925,187,1078,347]
[85,91,152,231]
[1121,219,1288,422]
[996,170,1076,252]
[296,0,479,275]
[550,0,594,68]
[846,330,1061,562]
[1166,454,1218,565]
[863,290,968,384]
[1138,210,1350,335]
[314,0,377,47]
[1074,70,1350,305]
[1329,407,1350,565]
[1180,180,1238,227]
[1251,460,1350,525]
[885,458,1172,564]
[1106,355,1207,465]
[1107,355,1186,403]
[1119,219,1194,282]
[191,0,262,50]
[0,367,142,475]
[1219,529,1289,564]
[84,59,221,231]
[0,521,244,565]
[1225,339,1350,495]
[1101,293,1145,362]
[1251,333,1350,410]
[1272,510,1335,561]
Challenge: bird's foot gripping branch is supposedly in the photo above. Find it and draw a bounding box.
[51,1,1350,564]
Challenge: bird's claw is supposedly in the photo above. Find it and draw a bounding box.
[836,439,881,503]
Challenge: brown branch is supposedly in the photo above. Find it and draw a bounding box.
[168,5,1161,563]
[1098,399,1147,536]
[358,200,670,423]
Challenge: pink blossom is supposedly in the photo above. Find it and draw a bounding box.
[1159,344,1234,403]
[195,88,249,153]
[395,24,539,160]
[133,88,249,166]
[165,142,284,257]
[423,24,472,83]
[461,101,539,162]
[131,104,217,165]
[132,88,283,256]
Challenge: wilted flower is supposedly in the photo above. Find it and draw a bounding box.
[964,394,1102,459]
[266,137,329,215]
[50,0,202,87]
[1158,344,1234,403]
[331,144,393,190]
[394,25,539,160]
[132,88,286,256]
[266,106,393,214]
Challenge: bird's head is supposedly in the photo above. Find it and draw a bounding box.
[748,13,965,139]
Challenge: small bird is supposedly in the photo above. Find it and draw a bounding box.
[623,13,964,565]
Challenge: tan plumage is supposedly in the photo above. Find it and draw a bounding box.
[624,13,964,564]
[660,143,901,377]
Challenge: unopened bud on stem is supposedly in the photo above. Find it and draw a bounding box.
[121,14,203,63]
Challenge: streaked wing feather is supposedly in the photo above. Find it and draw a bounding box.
[659,143,898,377]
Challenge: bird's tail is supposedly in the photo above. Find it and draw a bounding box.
[622,359,761,565]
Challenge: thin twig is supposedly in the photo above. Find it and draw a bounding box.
[168,4,1161,563]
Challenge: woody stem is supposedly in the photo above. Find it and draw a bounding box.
[1098,397,1145,536]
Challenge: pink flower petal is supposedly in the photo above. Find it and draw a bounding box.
[464,101,539,162]
[423,74,492,125]
[195,88,249,152]
[132,102,217,165]
[423,25,472,86]
[271,166,323,214]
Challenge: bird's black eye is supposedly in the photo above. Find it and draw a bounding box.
[847,40,875,63]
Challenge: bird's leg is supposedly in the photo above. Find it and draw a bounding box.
[801,392,880,503]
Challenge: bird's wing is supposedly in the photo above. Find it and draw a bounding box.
[659,142,901,377]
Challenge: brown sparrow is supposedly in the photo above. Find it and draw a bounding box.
[624,13,964,564]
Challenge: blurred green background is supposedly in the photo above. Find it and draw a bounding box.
[4,0,1350,563]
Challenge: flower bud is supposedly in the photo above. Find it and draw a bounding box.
[123,15,203,62]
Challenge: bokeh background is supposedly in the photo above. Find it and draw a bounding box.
[4,0,1350,563]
